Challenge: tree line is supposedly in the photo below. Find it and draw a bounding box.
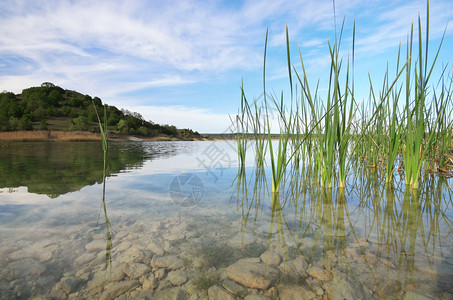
[0,82,200,138]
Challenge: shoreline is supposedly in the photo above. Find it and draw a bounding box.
[0,130,210,142]
[0,130,284,142]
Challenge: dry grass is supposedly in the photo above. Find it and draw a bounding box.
[0,131,100,141]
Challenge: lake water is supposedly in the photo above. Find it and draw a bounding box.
[0,141,452,299]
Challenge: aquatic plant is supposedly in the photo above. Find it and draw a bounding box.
[93,101,113,269]
[192,269,220,291]
[294,20,359,189]
[234,0,451,192]
[403,3,447,189]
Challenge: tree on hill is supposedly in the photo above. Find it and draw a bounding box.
[0,83,200,139]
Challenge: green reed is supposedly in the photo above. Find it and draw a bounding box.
[403,2,447,189]
[93,101,112,269]
[294,20,361,189]
[235,0,450,197]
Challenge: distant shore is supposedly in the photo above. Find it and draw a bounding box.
[0,130,285,142]
[0,130,209,142]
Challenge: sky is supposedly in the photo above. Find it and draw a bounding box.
[0,0,452,133]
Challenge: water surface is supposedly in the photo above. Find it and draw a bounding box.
[0,141,452,299]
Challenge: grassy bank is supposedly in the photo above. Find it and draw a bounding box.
[0,130,208,142]
[0,130,100,141]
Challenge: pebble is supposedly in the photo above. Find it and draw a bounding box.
[226,261,280,290]
[278,285,316,300]
[307,266,331,282]
[244,294,272,300]
[116,241,132,252]
[143,274,159,290]
[403,290,433,300]
[167,270,188,286]
[123,246,148,263]
[148,242,165,256]
[74,252,96,266]
[7,258,46,278]
[152,287,189,300]
[221,278,248,296]
[99,280,139,300]
[153,255,184,269]
[57,276,81,294]
[85,240,106,252]
[155,268,166,280]
[207,285,236,300]
[122,263,152,279]
[260,250,281,266]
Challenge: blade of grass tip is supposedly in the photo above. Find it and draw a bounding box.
[92,101,107,152]
[264,28,268,103]
[103,105,108,152]
[261,27,278,193]
[418,13,424,88]
[286,25,293,99]
[425,28,446,85]
[425,0,429,81]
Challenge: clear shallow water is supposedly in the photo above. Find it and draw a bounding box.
[0,141,452,299]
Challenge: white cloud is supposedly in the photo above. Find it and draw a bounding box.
[125,105,232,133]
[0,0,452,133]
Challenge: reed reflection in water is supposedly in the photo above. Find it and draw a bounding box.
[235,161,453,298]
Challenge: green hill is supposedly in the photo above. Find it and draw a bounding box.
[0,82,200,139]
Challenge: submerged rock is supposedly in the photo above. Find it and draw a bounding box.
[99,280,139,300]
[85,239,106,252]
[123,246,149,263]
[226,261,280,290]
[57,276,81,294]
[167,269,188,286]
[325,271,371,300]
[143,273,159,290]
[230,232,257,246]
[376,280,401,298]
[154,268,166,280]
[307,266,331,282]
[151,286,189,300]
[116,241,132,252]
[122,262,152,279]
[74,252,96,266]
[256,223,277,234]
[278,256,308,283]
[208,285,236,300]
[88,264,125,292]
[7,258,46,278]
[148,242,165,256]
[221,278,248,296]
[152,255,184,270]
[260,250,281,266]
[278,284,316,300]
[403,290,433,300]
[244,295,272,300]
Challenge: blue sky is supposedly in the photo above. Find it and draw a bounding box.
[0,0,452,133]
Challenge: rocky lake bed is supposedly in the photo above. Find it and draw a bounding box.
[1,141,452,299]
[1,209,451,300]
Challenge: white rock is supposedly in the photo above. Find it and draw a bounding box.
[99,280,139,300]
[167,270,188,286]
[207,285,235,300]
[116,241,132,252]
[122,263,152,279]
[278,285,316,300]
[85,240,106,252]
[226,261,279,290]
[148,242,165,256]
[152,255,184,269]
[260,250,281,266]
